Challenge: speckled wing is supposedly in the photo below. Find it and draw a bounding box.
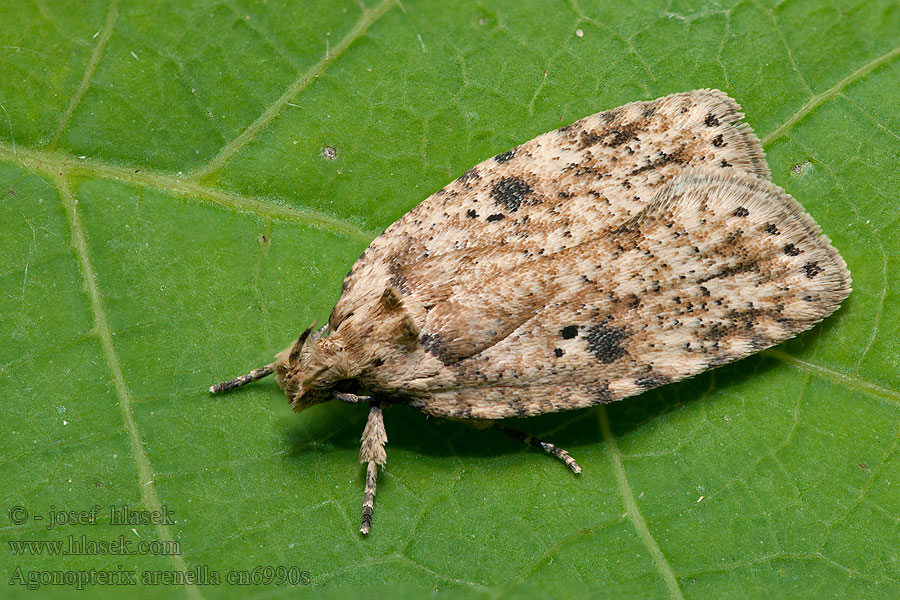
[331,89,769,327]
[403,168,850,419]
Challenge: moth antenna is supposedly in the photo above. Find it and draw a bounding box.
[209,362,276,395]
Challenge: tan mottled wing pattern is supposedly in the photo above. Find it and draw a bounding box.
[331,90,769,328]
[403,168,850,419]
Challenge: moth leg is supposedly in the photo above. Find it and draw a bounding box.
[358,401,387,535]
[493,422,582,474]
[334,391,372,404]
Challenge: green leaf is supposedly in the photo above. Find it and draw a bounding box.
[2,0,898,597]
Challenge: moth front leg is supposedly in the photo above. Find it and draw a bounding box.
[334,391,372,404]
[358,401,387,535]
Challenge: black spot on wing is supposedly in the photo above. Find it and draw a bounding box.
[733,206,750,217]
[486,213,505,222]
[420,333,452,365]
[491,177,533,211]
[803,261,823,279]
[560,325,579,339]
[494,148,517,163]
[579,129,602,149]
[585,321,629,364]
[705,113,720,127]
[606,122,639,147]
[783,243,803,256]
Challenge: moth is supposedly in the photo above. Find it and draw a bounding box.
[211,90,851,534]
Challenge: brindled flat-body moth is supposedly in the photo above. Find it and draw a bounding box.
[211,90,851,534]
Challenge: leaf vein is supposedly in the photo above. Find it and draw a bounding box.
[189,0,398,180]
[0,141,377,241]
[55,174,204,600]
[816,422,900,553]
[764,349,900,406]
[0,330,94,376]
[598,405,685,600]
[48,0,119,150]
[762,42,900,147]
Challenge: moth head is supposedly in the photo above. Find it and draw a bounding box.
[273,322,357,411]
[215,286,420,410]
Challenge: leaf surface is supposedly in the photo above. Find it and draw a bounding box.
[1,1,898,597]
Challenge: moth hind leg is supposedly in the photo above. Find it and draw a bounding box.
[493,422,582,474]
